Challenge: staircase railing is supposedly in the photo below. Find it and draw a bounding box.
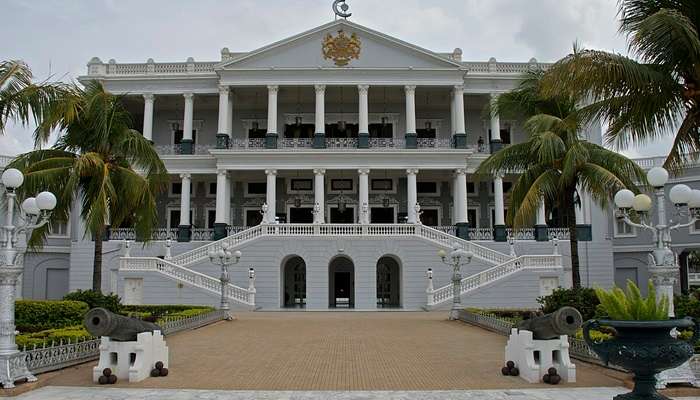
[119,257,255,306]
[415,225,514,265]
[427,254,562,306]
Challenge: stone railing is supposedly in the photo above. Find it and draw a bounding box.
[22,309,226,374]
[467,228,570,241]
[464,60,550,74]
[108,228,178,241]
[633,153,700,170]
[120,258,256,307]
[428,255,562,306]
[154,144,214,155]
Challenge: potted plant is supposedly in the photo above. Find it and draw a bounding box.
[583,280,698,400]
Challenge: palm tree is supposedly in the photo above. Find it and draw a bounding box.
[0,60,77,143]
[476,71,647,288]
[540,0,699,172]
[9,81,167,293]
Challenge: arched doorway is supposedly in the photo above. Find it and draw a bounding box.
[329,256,354,308]
[283,256,306,308]
[376,256,401,308]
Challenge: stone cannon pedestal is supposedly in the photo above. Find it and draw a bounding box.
[93,330,168,383]
[505,328,576,384]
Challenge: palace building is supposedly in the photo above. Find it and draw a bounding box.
[4,18,700,310]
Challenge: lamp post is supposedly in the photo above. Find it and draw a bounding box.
[614,167,700,317]
[1,168,56,388]
[438,244,473,320]
[208,244,241,320]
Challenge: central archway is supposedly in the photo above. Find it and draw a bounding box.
[376,256,401,308]
[329,256,355,308]
[282,256,306,308]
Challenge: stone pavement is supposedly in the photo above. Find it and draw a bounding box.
[40,312,626,390]
[13,386,700,400]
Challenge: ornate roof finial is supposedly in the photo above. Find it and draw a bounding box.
[333,0,352,20]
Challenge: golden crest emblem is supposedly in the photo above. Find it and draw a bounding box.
[322,30,361,66]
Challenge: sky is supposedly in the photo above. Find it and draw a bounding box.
[0,0,672,159]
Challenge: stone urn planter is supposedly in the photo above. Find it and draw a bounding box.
[583,317,698,400]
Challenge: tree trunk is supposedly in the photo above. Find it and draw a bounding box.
[566,195,581,289]
[92,225,104,293]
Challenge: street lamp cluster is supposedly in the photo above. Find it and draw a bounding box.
[1,168,56,388]
[208,243,242,320]
[438,244,473,320]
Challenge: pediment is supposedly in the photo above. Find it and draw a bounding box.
[218,20,463,70]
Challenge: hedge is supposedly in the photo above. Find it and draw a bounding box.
[63,290,121,313]
[121,305,214,317]
[15,300,89,333]
[16,326,92,349]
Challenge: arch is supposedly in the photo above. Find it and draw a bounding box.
[376,255,401,308]
[328,255,355,308]
[281,255,307,308]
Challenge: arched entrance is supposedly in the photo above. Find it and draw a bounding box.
[376,256,401,308]
[283,256,306,308]
[329,256,354,308]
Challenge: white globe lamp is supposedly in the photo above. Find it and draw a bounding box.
[1,168,24,189]
[614,189,635,209]
[669,184,692,205]
[35,191,57,211]
[21,197,40,215]
[647,167,669,188]
[632,194,653,213]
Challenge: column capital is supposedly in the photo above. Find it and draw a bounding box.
[217,169,228,177]
[313,168,326,175]
[358,168,370,175]
[406,168,419,176]
[494,172,505,180]
[267,85,279,94]
[453,84,465,93]
[179,173,192,180]
[143,93,155,101]
[218,85,230,95]
[183,92,194,100]
[314,84,326,93]
[265,169,277,176]
[454,168,467,176]
[404,85,417,93]
[357,84,370,93]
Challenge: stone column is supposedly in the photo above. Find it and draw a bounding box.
[265,169,277,223]
[142,93,155,143]
[314,85,326,149]
[453,85,467,148]
[358,169,370,224]
[214,170,229,240]
[178,173,192,242]
[358,85,370,148]
[535,195,548,242]
[454,169,469,240]
[405,85,417,148]
[216,85,231,149]
[576,190,592,241]
[314,169,326,224]
[224,174,232,227]
[406,169,419,223]
[493,174,506,242]
[489,93,502,153]
[227,92,234,140]
[266,85,279,149]
[450,91,456,135]
[182,93,194,154]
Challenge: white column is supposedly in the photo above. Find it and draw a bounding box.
[494,174,505,226]
[215,170,228,224]
[217,85,230,137]
[224,174,232,224]
[453,85,465,134]
[358,85,369,134]
[142,93,154,141]
[405,85,416,134]
[406,169,419,223]
[314,169,326,224]
[454,169,468,224]
[179,173,192,226]
[315,85,326,134]
[227,92,234,137]
[537,196,547,225]
[265,169,277,223]
[489,93,501,142]
[267,85,278,135]
[450,89,456,134]
[183,93,194,141]
[358,169,370,224]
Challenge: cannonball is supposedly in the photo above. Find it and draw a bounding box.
[108,375,117,384]
[509,367,519,376]
[151,368,160,377]
[155,361,164,370]
[501,366,510,376]
[548,367,557,376]
[550,374,561,385]
[98,375,108,385]
[543,374,551,384]
[506,360,515,369]
[160,367,169,377]
[102,368,112,377]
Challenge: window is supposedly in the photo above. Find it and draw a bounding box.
[416,128,436,139]
[467,208,478,228]
[245,209,263,227]
[490,181,513,193]
[173,130,197,145]
[417,181,439,196]
[420,208,440,226]
[48,219,69,237]
[167,209,194,229]
[331,179,353,192]
[246,182,267,196]
[207,182,217,197]
[488,123,511,144]
[371,179,393,191]
[368,123,393,139]
[467,182,477,195]
[290,179,313,192]
[206,209,217,229]
[614,217,636,238]
[170,182,192,197]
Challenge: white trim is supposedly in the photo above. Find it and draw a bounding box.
[369,177,397,194]
[613,215,637,238]
[244,181,267,198]
[328,177,357,195]
[327,204,357,224]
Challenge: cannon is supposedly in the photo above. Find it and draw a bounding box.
[516,307,582,340]
[84,308,162,342]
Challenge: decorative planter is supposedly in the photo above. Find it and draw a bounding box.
[583,318,698,400]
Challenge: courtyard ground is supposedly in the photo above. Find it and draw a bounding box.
[36,311,626,391]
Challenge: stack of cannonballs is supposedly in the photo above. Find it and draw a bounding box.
[150,361,169,378]
[97,368,117,385]
[501,361,519,377]
[543,367,561,385]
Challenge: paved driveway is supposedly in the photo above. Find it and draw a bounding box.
[41,312,625,390]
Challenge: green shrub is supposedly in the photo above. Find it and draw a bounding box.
[63,290,121,313]
[121,305,213,318]
[674,293,700,320]
[575,328,613,342]
[15,300,89,333]
[595,280,668,321]
[16,326,92,349]
[537,287,600,321]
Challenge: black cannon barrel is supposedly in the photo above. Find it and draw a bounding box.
[516,306,583,340]
[84,308,162,342]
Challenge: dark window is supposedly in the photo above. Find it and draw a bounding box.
[331,179,353,192]
[488,126,511,145]
[245,210,263,227]
[490,181,513,193]
[207,210,216,228]
[467,182,476,194]
[326,123,359,138]
[291,179,313,192]
[289,208,314,223]
[283,124,314,139]
[172,183,182,195]
[421,209,439,226]
[416,128,436,139]
[368,123,393,139]
[371,207,395,223]
[468,209,477,227]
[247,182,267,195]
[371,179,393,191]
[417,182,437,194]
[330,207,354,223]
[249,128,268,139]
[208,182,217,196]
